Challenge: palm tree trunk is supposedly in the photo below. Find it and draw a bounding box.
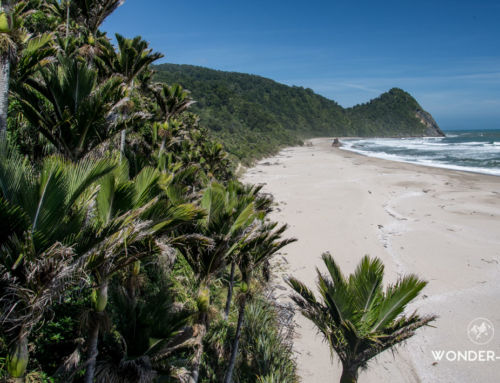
[224,294,246,383]
[83,322,99,383]
[65,0,70,37]
[0,53,10,134]
[224,261,236,320]
[84,282,108,383]
[340,364,358,383]
[160,135,167,153]
[188,322,206,383]
[7,335,28,381]
[120,128,126,162]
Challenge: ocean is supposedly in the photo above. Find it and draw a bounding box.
[340,129,500,176]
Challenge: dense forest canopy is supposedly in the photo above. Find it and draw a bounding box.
[154,64,444,163]
[0,1,298,382]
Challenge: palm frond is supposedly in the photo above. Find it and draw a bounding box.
[63,156,116,208]
[113,33,163,85]
[0,197,30,244]
[11,32,55,85]
[228,201,255,236]
[0,138,34,205]
[371,274,427,332]
[15,55,126,160]
[287,277,319,311]
[200,182,226,228]
[349,256,384,326]
[288,254,436,372]
[132,166,160,208]
[321,252,347,292]
[0,242,82,339]
[70,0,125,34]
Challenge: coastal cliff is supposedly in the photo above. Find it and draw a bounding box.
[415,109,444,137]
[346,88,445,137]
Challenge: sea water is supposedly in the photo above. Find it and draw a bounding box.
[340,129,500,176]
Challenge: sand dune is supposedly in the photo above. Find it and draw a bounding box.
[242,138,500,383]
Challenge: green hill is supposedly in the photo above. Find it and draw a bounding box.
[154,64,443,163]
[346,88,443,137]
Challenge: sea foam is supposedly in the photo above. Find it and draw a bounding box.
[340,129,500,176]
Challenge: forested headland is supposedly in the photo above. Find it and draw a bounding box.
[154,64,444,163]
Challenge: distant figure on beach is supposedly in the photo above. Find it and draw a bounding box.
[332,138,341,147]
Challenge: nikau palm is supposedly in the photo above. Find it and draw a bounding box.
[0,0,30,133]
[288,254,436,383]
[82,161,202,383]
[153,83,195,154]
[102,33,163,156]
[222,181,272,320]
[15,54,126,160]
[111,33,163,86]
[224,222,296,383]
[69,0,125,35]
[0,0,18,133]
[178,182,257,383]
[0,140,114,380]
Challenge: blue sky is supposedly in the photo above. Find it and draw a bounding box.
[103,0,500,130]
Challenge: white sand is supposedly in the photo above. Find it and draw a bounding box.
[242,138,500,383]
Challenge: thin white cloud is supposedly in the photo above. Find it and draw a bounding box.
[336,83,383,93]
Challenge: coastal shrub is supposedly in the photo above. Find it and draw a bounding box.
[288,254,436,383]
[237,298,298,383]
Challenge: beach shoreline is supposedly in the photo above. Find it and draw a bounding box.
[242,137,500,383]
[336,136,500,177]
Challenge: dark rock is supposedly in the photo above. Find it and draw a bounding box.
[332,138,342,147]
[415,109,445,137]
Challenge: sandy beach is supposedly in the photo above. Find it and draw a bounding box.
[242,138,500,383]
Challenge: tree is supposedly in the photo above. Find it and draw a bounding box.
[0,140,114,381]
[93,256,193,383]
[0,0,15,133]
[152,83,195,154]
[110,33,163,86]
[0,0,33,133]
[287,254,436,383]
[82,161,203,383]
[103,33,163,159]
[200,141,230,180]
[222,182,272,320]
[177,182,257,383]
[69,0,124,35]
[224,222,296,383]
[1,243,79,382]
[15,54,126,160]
